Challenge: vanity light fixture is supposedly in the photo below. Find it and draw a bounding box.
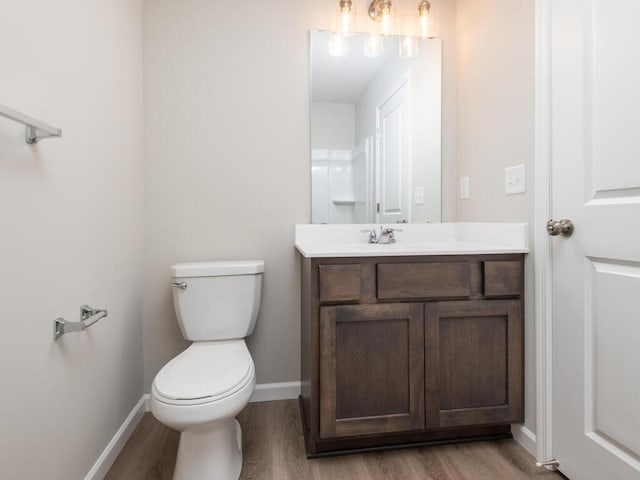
[329,0,434,58]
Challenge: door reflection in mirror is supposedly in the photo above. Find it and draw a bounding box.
[310,30,442,224]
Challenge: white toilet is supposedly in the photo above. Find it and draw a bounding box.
[151,260,263,480]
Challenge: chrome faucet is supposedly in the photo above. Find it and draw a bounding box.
[361,227,403,244]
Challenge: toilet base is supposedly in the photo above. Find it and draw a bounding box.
[173,418,243,480]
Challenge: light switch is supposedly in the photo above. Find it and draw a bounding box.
[505,164,526,195]
[460,176,470,199]
[414,186,424,205]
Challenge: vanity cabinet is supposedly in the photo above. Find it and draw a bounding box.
[300,254,524,456]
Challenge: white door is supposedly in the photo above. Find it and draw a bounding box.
[376,78,411,224]
[551,1,640,479]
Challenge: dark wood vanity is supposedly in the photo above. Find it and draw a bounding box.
[299,253,524,456]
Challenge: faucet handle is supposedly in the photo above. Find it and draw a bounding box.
[360,228,378,243]
[376,227,402,244]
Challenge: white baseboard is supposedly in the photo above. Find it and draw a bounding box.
[143,393,152,411]
[512,424,537,457]
[249,381,301,403]
[83,395,147,480]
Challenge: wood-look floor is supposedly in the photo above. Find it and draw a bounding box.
[105,400,567,480]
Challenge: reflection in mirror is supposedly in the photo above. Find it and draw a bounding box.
[310,30,442,224]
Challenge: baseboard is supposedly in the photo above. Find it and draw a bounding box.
[83,395,147,480]
[512,424,537,457]
[249,381,301,403]
[143,393,152,411]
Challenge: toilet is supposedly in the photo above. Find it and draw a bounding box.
[151,260,263,480]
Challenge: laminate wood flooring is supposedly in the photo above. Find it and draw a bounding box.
[105,400,567,480]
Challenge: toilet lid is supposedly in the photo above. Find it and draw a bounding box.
[153,341,253,401]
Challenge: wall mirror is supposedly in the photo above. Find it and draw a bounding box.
[310,30,442,224]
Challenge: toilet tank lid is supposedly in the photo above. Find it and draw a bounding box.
[171,260,264,278]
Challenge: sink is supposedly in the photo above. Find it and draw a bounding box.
[294,223,529,258]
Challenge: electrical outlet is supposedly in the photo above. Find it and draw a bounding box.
[505,164,526,195]
[414,186,424,205]
[460,176,470,199]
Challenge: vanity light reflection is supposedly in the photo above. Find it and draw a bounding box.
[364,33,384,57]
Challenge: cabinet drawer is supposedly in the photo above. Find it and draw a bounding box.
[484,261,523,297]
[319,264,361,303]
[377,263,471,300]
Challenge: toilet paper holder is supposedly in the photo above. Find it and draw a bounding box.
[53,305,108,340]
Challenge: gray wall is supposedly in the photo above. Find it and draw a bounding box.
[0,1,144,478]
[142,0,458,389]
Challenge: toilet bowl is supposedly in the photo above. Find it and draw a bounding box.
[151,260,263,480]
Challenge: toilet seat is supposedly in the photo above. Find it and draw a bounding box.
[153,340,254,406]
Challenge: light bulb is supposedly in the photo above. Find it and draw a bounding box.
[339,0,352,36]
[364,33,384,57]
[399,36,418,58]
[418,0,431,38]
[381,7,392,36]
[328,31,348,57]
[368,0,393,36]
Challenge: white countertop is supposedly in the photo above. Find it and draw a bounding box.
[295,223,529,258]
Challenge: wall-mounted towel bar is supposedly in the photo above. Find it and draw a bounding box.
[0,103,62,144]
[53,305,108,340]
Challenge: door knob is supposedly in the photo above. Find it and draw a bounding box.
[547,219,574,237]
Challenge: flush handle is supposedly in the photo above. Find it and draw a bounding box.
[547,219,574,237]
[170,282,187,290]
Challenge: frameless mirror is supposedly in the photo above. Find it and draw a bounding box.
[310,30,442,224]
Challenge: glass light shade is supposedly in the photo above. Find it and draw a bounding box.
[419,11,429,37]
[368,0,394,36]
[364,33,384,57]
[338,0,353,36]
[380,7,392,36]
[328,31,348,56]
[399,35,418,58]
[418,0,431,38]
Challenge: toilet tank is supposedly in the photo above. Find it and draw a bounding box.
[169,260,263,341]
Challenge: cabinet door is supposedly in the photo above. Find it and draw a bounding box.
[425,300,523,428]
[320,303,425,438]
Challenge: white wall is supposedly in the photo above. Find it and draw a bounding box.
[310,102,356,223]
[143,0,458,389]
[455,0,536,436]
[0,1,144,479]
[311,103,356,224]
[311,103,356,149]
